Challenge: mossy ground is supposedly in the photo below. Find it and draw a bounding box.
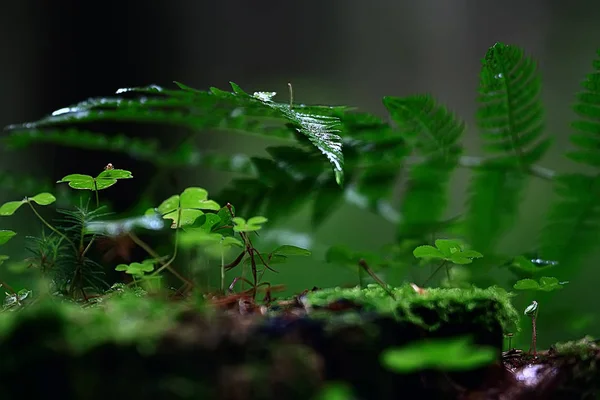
[0,284,595,399]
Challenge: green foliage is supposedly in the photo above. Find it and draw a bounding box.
[383,95,463,239]
[466,43,550,254]
[57,169,133,191]
[115,260,155,277]
[513,276,568,292]
[0,230,16,246]
[153,187,220,229]
[381,336,496,373]
[413,239,483,265]
[232,216,268,232]
[0,192,56,216]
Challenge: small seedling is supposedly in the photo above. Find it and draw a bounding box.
[57,167,132,207]
[413,239,483,285]
[524,300,539,356]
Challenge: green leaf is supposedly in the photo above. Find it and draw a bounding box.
[29,192,56,206]
[157,187,220,229]
[0,201,24,216]
[0,230,16,245]
[272,245,311,257]
[384,95,464,239]
[179,187,220,211]
[448,254,474,265]
[115,260,155,276]
[435,239,463,257]
[413,245,445,259]
[0,255,9,266]
[567,49,600,167]
[476,42,549,164]
[466,42,549,254]
[232,216,268,232]
[381,337,496,373]
[513,278,540,290]
[57,169,133,191]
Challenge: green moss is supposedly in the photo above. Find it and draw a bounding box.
[0,287,184,355]
[554,336,599,360]
[305,284,520,334]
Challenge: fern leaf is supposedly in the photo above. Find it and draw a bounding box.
[466,43,549,253]
[476,42,551,165]
[540,174,600,269]
[567,49,600,167]
[383,95,464,238]
[540,50,600,269]
[5,82,346,184]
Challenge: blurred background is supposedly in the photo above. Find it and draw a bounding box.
[1,0,600,348]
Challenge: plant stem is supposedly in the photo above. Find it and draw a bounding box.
[220,243,225,293]
[27,202,77,253]
[423,260,447,287]
[358,259,395,300]
[93,180,99,209]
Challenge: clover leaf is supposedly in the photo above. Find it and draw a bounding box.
[0,193,56,216]
[0,230,16,246]
[115,260,156,277]
[232,216,268,232]
[413,239,482,265]
[154,187,220,229]
[514,276,568,292]
[57,169,133,190]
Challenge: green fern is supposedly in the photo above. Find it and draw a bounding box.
[383,95,463,239]
[466,42,551,253]
[566,49,600,167]
[540,50,600,269]
[5,82,346,185]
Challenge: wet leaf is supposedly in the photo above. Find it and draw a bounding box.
[0,230,16,245]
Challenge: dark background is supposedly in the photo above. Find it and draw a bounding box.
[1,1,600,348]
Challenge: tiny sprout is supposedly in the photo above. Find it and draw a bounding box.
[524,300,539,356]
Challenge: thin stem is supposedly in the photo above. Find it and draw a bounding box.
[220,243,225,293]
[288,82,294,109]
[27,202,77,253]
[358,259,395,300]
[423,260,447,287]
[93,180,99,209]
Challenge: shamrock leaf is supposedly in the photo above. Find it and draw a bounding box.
[413,239,482,265]
[0,193,56,216]
[0,230,16,246]
[232,216,268,232]
[57,169,133,190]
[115,260,155,277]
[155,187,220,229]
[514,276,568,292]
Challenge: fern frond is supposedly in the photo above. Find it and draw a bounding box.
[383,95,464,238]
[540,174,600,270]
[5,82,346,184]
[466,43,550,253]
[476,42,551,165]
[567,49,600,167]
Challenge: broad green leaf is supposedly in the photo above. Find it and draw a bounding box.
[115,260,155,276]
[435,239,462,257]
[381,337,496,373]
[157,195,179,215]
[30,192,56,206]
[57,169,132,190]
[448,254,474,265]
[180,187,220,210]
[272,245,311,256]
[413,245,445,259]
[57,174,94,190]
[513,279,539,290]
[247,216,268,225]
[461,250,483,259]
[0,230,16,245]
[0,201,24,216]
[179,230,223,247]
